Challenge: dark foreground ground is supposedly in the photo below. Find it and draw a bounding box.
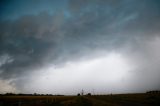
[0,93,160,106]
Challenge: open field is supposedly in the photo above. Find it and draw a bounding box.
[0,93,160,106]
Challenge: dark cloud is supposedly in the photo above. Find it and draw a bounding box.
[0,0,160,93]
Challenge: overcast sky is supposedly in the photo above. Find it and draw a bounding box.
[0,0,160,95]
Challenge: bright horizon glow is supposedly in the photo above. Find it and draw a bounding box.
[24,52,133,94]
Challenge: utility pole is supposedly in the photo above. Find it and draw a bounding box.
[92,89,95,95]
[81,89,84,96]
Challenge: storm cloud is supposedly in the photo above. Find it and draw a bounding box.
[0,0,160,94]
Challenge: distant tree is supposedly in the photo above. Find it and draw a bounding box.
[87,93,91,96]
[34,93,37,95]
[146,90,160,94]
[5,93,15,95]
[77,93,80,96]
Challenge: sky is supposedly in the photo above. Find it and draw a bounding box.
[0,0,160,95]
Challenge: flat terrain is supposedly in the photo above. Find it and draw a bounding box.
[0,93,160,106]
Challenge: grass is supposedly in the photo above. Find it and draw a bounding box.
[0,93,160,106]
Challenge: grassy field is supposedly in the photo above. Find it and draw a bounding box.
[0,93,160,106]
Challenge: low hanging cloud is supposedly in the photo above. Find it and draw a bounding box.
[0,0,160,94]
[0,79,18,93]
